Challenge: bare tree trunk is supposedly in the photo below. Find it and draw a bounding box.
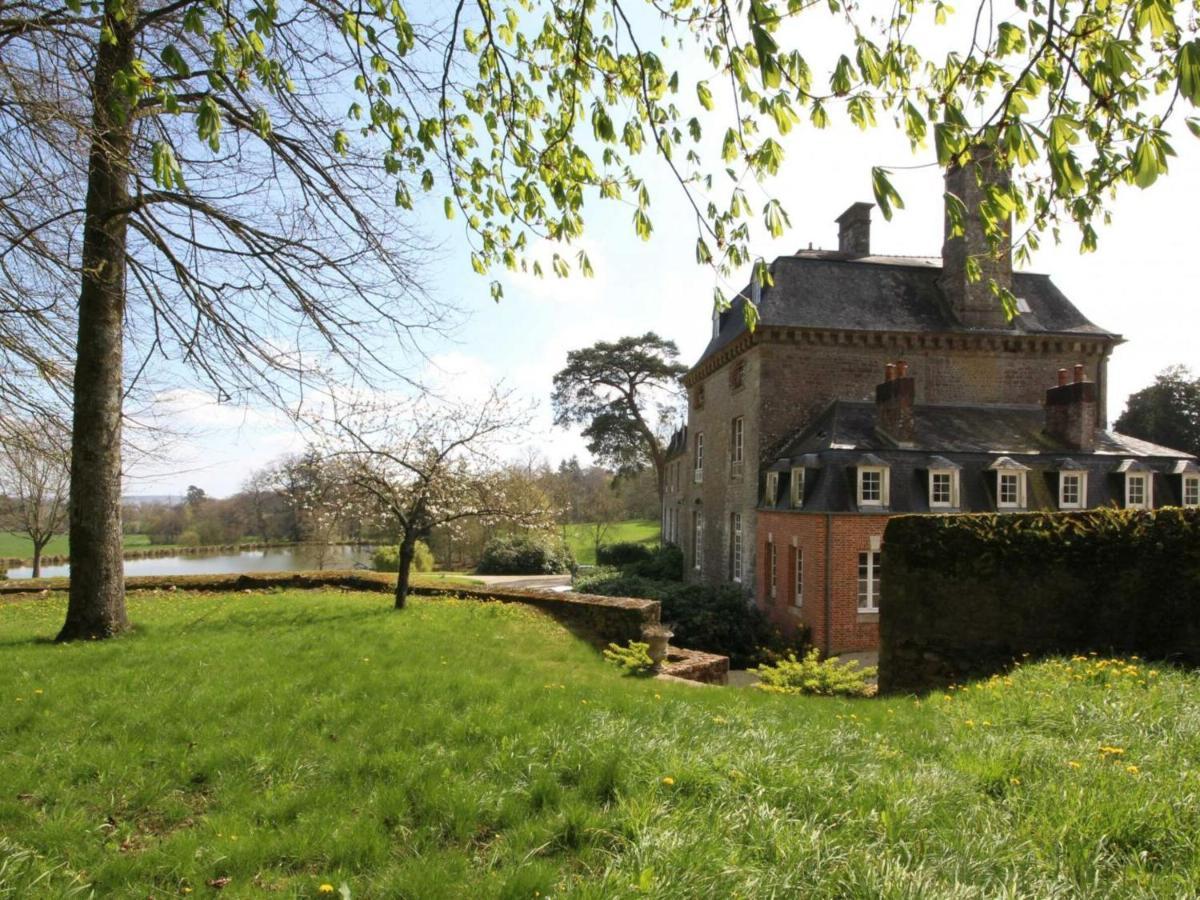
[57,0,136,641]
[394,535,416,609]
[32,538,45,579]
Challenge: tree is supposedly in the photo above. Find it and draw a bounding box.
[0,420,70,578]
[583,476,625,561]
[553,334,686,502]
[1115,366,1200,456]
[6,0,1200,638]
[326,387,546,608]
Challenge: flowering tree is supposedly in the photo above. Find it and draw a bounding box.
[326,387,550,607]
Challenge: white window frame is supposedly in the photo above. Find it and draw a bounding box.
[1184,475,1200,508]
[857,466,889,507]
[790,468,805,508]
[764,471,779,505]
[730,512,743,583]
[1125,472,1152,510]
[997,471,1026,509]
[1058,471,1087,510]
[857,549,881,613]
[693,433,704,483]
[692,512,704,571]
[928,469,958,509]
[731,416,744,464]
[793,545,803,608]
[767,537,777,599]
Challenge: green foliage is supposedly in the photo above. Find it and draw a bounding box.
[1114,365,1200,456]
[477,533,575,575]
[563,519,659,566]
[3,591,1200,895]
[596,541,655,567]
[176,529,200,548]
[573,572,791,667]
[602,641,655,676]
[755,649,876,698]
[371,541,434,574]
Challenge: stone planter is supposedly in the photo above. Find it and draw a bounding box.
[642,623,674,669]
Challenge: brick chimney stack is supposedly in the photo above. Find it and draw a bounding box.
[836,202,873,257]
[940,149,1012,330]
[876,360,915,446]
[1045,364,1097,451]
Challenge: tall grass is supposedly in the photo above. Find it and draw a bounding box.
[2,591,1199,897]
[562,519,660,566]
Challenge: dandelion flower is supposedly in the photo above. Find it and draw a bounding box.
[1126,765,1140,774]
[661,776,675,786]
[1067,761,1082,769]
[318,885,335,895]
[1009,777,1021,786]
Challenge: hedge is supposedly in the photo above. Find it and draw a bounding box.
[878,507,1200,693]
[476,533,575,575]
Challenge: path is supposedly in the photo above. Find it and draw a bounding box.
[472,573,573,591]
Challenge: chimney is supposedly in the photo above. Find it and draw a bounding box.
[836,202,873,256]
[940,148,1012,329]
[1044,364,1097,451]
[876,360,915,446]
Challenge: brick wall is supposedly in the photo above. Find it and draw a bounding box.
[755,510,891,655]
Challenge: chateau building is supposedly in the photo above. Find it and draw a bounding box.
[661,160,1197,655]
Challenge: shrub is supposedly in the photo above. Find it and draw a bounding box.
[596,541,654,567]
[176,529,200,548]
[477,533,575,575]
[573,571,794,667]
[626,543,684,581]
[602,641,655,676]
[372,541,434,574]
[754,649,876,697]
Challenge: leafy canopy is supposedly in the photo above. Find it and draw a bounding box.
[1114,365,1200,456]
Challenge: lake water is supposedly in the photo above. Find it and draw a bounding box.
[3,544,377,580]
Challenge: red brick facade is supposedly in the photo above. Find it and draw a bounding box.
[755,510,891,655]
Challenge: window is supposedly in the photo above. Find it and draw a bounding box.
[730,360,746,390]
[730,512,743,583]
[693,433,704,483]
[929,470,958,508]
[1184,475,1200,508]
[858,466,888,507]
[764,472,779,505]
[1125,473,1151,509]
[793,546,803,608]
[857,550,881,613]
[1059,471,1087,510]
[767,538,777,600]
[692,512,704,571]
[790,468,805,507]
[731,416,744,477]
[997,472,1025,509]
[693,384,705,409]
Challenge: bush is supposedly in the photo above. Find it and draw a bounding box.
[176,529,200,548]
[754,649,876,697]
[602,641,655,676]
[477,533,575,575]
[626,543,684,580]
[596,541,654,567]
[372,541,434,574]
[573,571,793,667]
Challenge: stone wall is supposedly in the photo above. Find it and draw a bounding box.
[877,508,1200,694]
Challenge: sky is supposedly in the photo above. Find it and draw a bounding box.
[127,7,1200,498]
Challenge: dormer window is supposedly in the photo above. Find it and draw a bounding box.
[1058,470,1087,510]
[856,459,890,508]
[927,456,961,509]
[790,467,805,507]
[989,457,1029,510]
[764,471,779,505]
[1118,459,1153,510]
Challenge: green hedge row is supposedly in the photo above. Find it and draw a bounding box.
[878,507,1200,693]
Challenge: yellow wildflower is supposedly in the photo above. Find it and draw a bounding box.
[1009,777,1021,786]
[319,885,335,895]
[1067,761,1082,769]
[33,689,43,695]
[1126,765,1140,775]
[661,776,675,786]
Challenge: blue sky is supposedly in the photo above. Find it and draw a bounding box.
[131,9,1200,498]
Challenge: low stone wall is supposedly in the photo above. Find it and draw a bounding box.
[660,648,730,685]
[0,570,661,650]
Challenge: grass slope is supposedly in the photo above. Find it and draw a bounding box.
[3,592,1200,898]
[563,518,660,566]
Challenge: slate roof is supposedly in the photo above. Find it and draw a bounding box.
[698,252,1118,368]
[760,400,1197,515]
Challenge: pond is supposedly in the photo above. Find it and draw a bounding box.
[3,544,377,580]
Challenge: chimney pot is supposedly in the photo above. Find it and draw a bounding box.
[1057,368,1069,387]
[885,363,896,382]
[1073,363,1085,383]
[876,365,916,446]
[896,359,909,378]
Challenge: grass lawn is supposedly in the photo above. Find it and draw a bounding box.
[0,533,173,560]
[3,592,1200,897]
[563,518,660,565]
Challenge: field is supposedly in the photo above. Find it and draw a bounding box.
[563,518,660,565]
[3,590,1200,897]
[0,533,172,560]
